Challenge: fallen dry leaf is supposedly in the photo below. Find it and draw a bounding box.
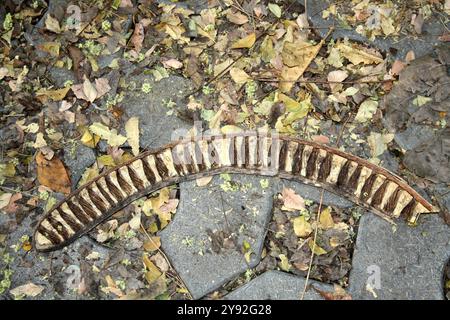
[319,207,334,229]
[336,42,383,65]
[143,236,161,252]
[226,11,249,25]
[45,15,61,33]
[293,215,312,237]
[72,78,111,103]
[280,40,324,92]
[231,33,256,49]
[2,193,22,214]
[10,282,44,298]
[125,117,140,156]
[36,151,71,195]
[196,176,213,187]
[281,187,305,211]
[36,87,71,102]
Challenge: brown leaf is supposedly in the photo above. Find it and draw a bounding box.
[312,284,352,300]
[391,60,406,75]
[311,135,330,144]
[36,151,71,195]
[2,193,22,214]
[94,78,111,99]
[281,187,305,211]
[68,46,84,82]
[226,11,249,25]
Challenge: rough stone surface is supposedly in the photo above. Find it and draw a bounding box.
[348,213,450,300]
[160,174,274,299]
[224,270,333,300]
[63,143,96,189]
[122,75,193,150]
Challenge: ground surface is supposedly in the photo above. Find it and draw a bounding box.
[0,0,449,300]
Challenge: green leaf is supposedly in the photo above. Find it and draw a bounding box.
[268,3,282,18]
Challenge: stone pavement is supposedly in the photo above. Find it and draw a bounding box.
[160,174,274,299]
[225,270,333,300]
[159,176,450,300]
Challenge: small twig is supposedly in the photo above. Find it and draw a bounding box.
[300,188,324,300]
[335,114,352,148]
[254,77,393,84]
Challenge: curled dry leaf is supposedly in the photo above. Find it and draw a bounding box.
[196,176,213,187]
[35,86,71,102]
[36,151,71,195]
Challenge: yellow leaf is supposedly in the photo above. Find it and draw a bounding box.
[278,254,291,271]
[335,42,383,65]
[143,254,162,284]
[319,207,334,229]
[220,125,243,134]
[308,239,327,255]
[280,40,324,92]
[143,236,161,252]
[36,86,70,102]
[150,188,170,214]
[97,155,116,167]
[231,33,256,49]
[268,3,282,18]
[45,15,61,33]
[89,122,127,147]
[229,67,250,84]
[125,117,140,156]
[80,129,100,148]
[293,216,312,237]
[78,167,99,187]
[260,36,275,62]
[37,42,60,57]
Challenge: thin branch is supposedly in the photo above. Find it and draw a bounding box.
[300,188,324,300]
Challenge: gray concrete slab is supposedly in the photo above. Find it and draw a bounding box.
[224,270,334,300]
[160,174,274,299]
[348,213,450,300]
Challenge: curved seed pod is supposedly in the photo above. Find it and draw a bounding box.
[33,133,438,252]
